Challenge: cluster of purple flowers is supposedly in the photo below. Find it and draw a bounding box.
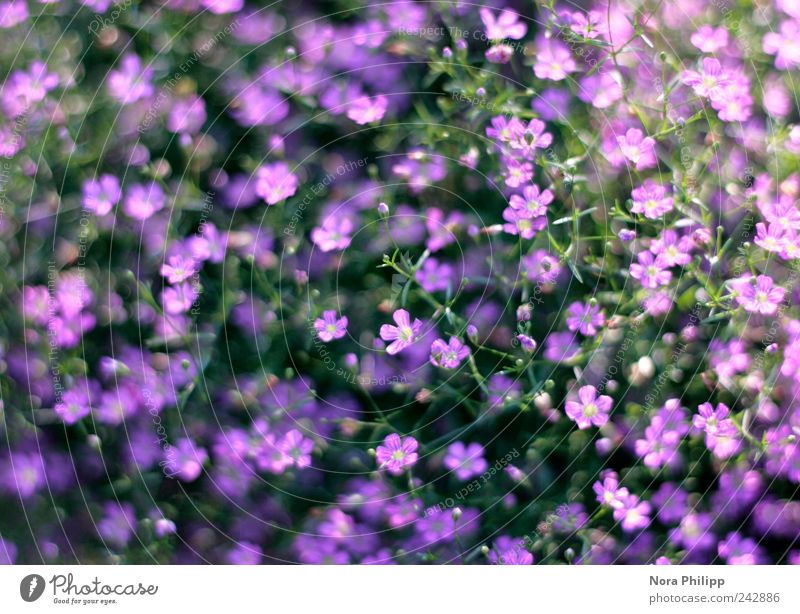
[1,0,800,567]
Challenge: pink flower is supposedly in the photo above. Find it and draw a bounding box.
[734,274,785,315]
[578,72,624,109]
[375,433,418,475]
[763,20,800,70]
[680,57,732,100]
[565,385,612,430]
[565,301,605,336]
[346,95,388,124]
[485,44,514,64]
[616,128,657,170]
[277,429,314,468]
[430,337,470,368]
[629,251,672,289]
[612,494,651,532]
[630,180,674,219]
[486,115,525,144]
[82,174,120,216]
[479,8,527,40]
[693,402,734,438]
[693,402,740,460]
[650,229,692,266]
[314,310,348,342]
[593,474,629,509]
[515,334,537,353]
[255,162,298,205]
[123,182,165,220]
[503,157,534,188]
[502,206,546,239]
[690,25,729,53]
[379,309,423,355]
[509,184,553,218]
[311,216,354,252]
[533,37,576,81]
[160,255,197,284]
[107,54,153,104]
[508,119,553,157]
[754,222,789,254]
[444,442,487,480]
[568,11,602,39]
[161,282,198,314]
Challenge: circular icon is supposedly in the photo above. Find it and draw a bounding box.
[20,574,45,602]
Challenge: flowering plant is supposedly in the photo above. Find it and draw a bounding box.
[1,0,799,566]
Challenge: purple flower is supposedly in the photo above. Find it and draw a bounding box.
[346,95,388,124]
[543,331,580,363]
[82,174,120,216]
[593,473,629,509]
[485,44,514,64]
[568,10,602,39]
[515,334,537,353]
[502,206,547,239]
[444,442,487,480]
[379,309,423,355]
[565,301,605,336]
[160,255,197,284]
[693,402,740,459]
[565,385,612,429]
[425,208,461,251]
[311,216,354,252]
[415,258,453,293]
[255,162,298,205]
[164,438,208,482]
[490,536,534,565]
[508,119,553,157]
[278,429,314,468]
[652,483,689,525]
[578,72,624,109]
[509,184,553,218]
[763,20,800,70]
[734,274,785,315]
[681,57,732,100]
[167,94,207,134]
[161,282,198,315]
[718,532,766,565]
[693,402,734,437]
[107,54,153,104]
[533,37,576,81]
[690,25,729,53]
[486,115,525,144]
[479,7,527,40]
[630,251,672,289]
[314,310,348,342]
[430,336,470,369]
[651,229,692,266]
[54,387,92,425]
[123,182,165,220]
[503,157,534,188]
[486,373,522,411]
[613,494,652,532]
[97,502,136,548]
[630,180,674,219]
[754,222,790,254]
[375,433,418,475]
[616,128,657,170]
[634,414,683,470]
[669,512,716,556]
